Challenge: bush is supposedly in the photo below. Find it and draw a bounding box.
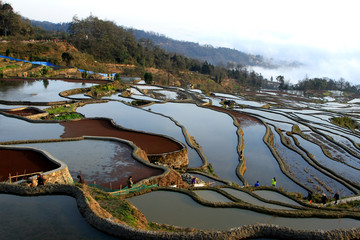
[144,72,153,84]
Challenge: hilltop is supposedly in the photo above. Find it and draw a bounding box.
[30,20,282,69]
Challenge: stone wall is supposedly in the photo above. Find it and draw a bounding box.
[148,147,188,169]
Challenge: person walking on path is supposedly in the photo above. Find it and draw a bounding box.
[127,176,133,188]
[37,173,47,186]
[271,177,276,187]
[307,191,313,203]
[321,193,327,205]
[254,181,260,187]
[334,192,340,204]
[77,174,86,184]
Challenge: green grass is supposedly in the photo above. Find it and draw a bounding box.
[45,104,76,115]
[334,200,360,209]
[52,113,83,120]
[0,65,19,71]
[331,116,359,131]
[88,187,141,228]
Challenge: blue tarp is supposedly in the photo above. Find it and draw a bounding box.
[0,55,115,78]
[0,55,61,67]
[0,55,30,63]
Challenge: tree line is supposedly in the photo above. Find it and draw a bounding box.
[293,77,358,93]
[0,2,358,93]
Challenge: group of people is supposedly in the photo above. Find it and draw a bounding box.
[307,191,340,205]
[27,173,47,187]
[253,177,277,187]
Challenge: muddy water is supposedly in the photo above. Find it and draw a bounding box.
[18,139,163,189]
[76,101,203,167]
[0,114,64,142]
[129,190,359,231]
[149,102,242,185]
[0,79,97,102]
[0,194,117,239]
[270,126,353,196]
[222,188,295,210]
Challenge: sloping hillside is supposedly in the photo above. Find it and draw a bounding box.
[131,29,274,68]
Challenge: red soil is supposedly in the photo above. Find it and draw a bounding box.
[207,105,262,127]
[3,108,43,116]
[0,149,59,182]
[60,118,183,155]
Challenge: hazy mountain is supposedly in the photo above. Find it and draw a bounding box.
[30,20,300,69]
[30,20,69,32]
[131,29,279,68]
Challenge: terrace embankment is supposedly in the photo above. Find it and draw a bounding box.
[60,118,189,168]
[2,107,48,119]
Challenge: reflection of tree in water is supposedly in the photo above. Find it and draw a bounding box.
[0,80,26,92]
[43,79,49,88]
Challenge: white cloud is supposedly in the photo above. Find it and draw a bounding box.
[5,0,360,84]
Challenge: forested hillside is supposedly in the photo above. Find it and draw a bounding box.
[131,29,272,68]
[30,19,277,69]
[0,2,359,95]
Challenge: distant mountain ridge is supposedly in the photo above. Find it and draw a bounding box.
[30,19,69,32]
[30,20,299,69]
[131,29,276,68]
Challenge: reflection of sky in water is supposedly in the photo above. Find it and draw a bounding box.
[16,139,162,188]
[270,126,352,196]
[0,114,64,142]
[296,136,360,185]
[240,109,298,124]
[253,190,302,206]
[0,80,97,102]
[77,101,203,168]
[222,188,294,210]
[212,92,244,100]
[193,190,233,203]
[317,129,360,155]
[0,194,117,239]
[242,122,304,193]
[129,190,360,231]
[233,99,264,107]
[135,85,163,90]
[67,93,91,99]
[0,104,48,110]
[16,140,131,181]
[149,102,242,185]
[154,90,178,100]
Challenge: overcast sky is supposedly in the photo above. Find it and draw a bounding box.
[6,0,360,84]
